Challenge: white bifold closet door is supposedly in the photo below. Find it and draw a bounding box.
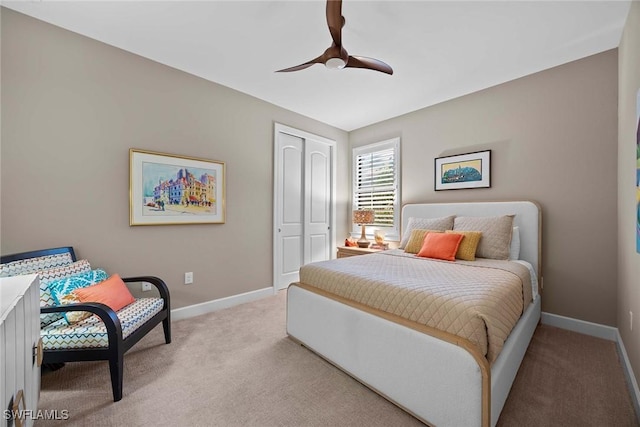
[273,124,335,291]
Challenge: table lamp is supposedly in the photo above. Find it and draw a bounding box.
[353,209,375,248]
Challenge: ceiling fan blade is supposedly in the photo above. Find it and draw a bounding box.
[276,55,324,73]
[346,56,394,75]
[326,0,344,47]
[277,0,394,75]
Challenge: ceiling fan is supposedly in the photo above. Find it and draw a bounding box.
[276,0,393,75]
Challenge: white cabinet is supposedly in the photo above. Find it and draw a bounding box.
[1,274,41,427]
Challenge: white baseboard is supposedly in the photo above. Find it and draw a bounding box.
[541,312,618,341]
[541,311,640,420]
[171,287,275,322]
[616,329,640,421]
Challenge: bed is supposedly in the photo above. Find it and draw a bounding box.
[286,201,541,427]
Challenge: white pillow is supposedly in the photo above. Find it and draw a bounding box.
[509,226,521,260]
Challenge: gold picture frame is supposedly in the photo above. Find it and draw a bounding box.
[129,149,226,225]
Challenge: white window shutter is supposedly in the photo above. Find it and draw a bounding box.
[352,138,401,240]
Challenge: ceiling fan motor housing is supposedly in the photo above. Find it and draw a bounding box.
[325,57,346,69]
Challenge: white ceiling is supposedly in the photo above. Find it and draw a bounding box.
[2,1,632,131]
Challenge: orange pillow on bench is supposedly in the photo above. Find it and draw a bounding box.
[73,274,135,312]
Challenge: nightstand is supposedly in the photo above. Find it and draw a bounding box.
[337,246,382,258]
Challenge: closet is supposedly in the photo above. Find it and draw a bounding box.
[273,123,335,290]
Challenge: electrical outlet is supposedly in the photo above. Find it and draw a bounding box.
[631,311,634,331]
[185,272,194,285]
[141,283,152,292]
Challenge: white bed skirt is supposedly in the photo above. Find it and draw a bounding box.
[287,284,541,427]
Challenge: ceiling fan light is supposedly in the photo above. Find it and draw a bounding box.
[325,58,346,70]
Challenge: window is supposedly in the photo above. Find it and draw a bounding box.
[352,138,401,240]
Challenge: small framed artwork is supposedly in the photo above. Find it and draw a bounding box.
[130,149,226,225]
[434,150,491,191]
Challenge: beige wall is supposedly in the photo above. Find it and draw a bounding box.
[350,50,619,326]
[618,0,640,388]
[0,9,349,308]
[0,8,623,328]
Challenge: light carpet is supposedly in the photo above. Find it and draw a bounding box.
[36,290,638,426]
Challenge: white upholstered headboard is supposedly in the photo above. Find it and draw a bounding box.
[401,201,541,276]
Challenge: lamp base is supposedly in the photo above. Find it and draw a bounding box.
[357,240,370,248]
[357,224,370,248]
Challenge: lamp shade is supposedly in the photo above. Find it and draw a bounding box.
[353,209,375,225]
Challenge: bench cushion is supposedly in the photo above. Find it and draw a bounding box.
[41,297,165,350]
[0,252,73,277]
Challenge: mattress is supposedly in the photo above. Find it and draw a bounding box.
[298,249,533,363]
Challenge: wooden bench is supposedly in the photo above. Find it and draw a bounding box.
[0,246,171,401]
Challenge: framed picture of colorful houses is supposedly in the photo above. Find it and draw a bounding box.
[130,149,226,225]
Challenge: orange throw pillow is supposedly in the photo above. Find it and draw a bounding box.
[416,232,464,261]
[73,274,135,312]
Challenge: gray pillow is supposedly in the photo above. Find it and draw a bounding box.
[399,215,455,249]
[453,215,514,260]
